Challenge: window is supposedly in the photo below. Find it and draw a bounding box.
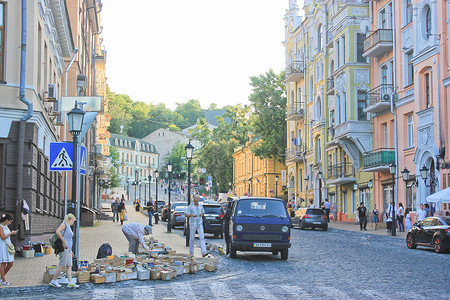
[317,24,323,51]
[359,188,370,207]
[425,5,432,38]
[357,91,368,120]
[383,123,388,147]
[406,184,416,211]
[380,9,386,29]
[406,0,413,24]
[425,73,431,108]
[356,33,366,63]
[342,191,347,213]
[315,97,322,120]
[0,3,4,81]
[407,114,414,147]
[309,76,314,102]
[381,65,388,85]
[383,184,393,211]
[351,190,356,213]
[406,52,414,85]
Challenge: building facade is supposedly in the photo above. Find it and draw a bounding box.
[110,134,159,187]
[0,0,107,244]
[233,138,286,199]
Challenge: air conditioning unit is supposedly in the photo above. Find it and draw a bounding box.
[299,109,305,114]
[48,84,57,99]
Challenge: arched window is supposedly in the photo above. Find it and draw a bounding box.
[381,65,388,85]
[315,97,322,120]
[425,5,432,37]
[317,24,323,51]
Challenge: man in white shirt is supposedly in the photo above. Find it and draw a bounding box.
[416,204,427,223]
[324,199,331,222]
[185,196,208,257]
[122,223,152,254]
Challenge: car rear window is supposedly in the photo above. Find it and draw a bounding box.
[306,209,325,215]
[174,206,187,212]
[157,201,165,206]
[236,199,288,218]
[204,206,223,215]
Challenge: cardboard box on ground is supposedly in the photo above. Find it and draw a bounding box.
[43,237,218,284]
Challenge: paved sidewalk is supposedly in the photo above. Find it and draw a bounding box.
[2,201,200,288]
[327,220,407,239]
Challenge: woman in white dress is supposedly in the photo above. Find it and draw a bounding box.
[0,213,17,286]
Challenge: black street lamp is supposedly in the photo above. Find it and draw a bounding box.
[275,175,279,198]
[67,101,85,264]
[167,162,173,232]
[139,180,142,203]
[185,142,194,246]
[126,177,130,201]
[389,163,396,236]
[134,169,139,203]
[148,174,152,201]
[154,170,159,224]
[144,178,148,203]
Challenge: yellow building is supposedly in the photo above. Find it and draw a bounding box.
[233,138,286,199]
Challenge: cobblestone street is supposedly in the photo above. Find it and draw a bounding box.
[1,219,448,299]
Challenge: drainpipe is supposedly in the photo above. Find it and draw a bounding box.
[17,0,33,211]
[63,48,79,216]
[391,0,398,208]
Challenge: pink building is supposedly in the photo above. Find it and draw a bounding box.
[363,0,450,218]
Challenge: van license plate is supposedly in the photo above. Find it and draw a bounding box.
[313,222,321,224]
[206,216,215,220]
[253,243,271,247]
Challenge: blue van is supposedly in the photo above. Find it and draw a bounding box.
[224,197,291,260]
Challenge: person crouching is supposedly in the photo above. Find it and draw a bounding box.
[122,223,152,255]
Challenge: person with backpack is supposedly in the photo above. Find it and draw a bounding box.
[49,214,78,288]
[118,199,127,225]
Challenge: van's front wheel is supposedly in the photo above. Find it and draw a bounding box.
[280,249,288,260]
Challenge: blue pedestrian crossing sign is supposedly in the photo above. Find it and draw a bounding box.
[50,143,73,171]
[80,146,87,175]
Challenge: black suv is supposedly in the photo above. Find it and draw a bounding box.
[183,204,225,238]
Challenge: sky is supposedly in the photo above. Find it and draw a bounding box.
[101,0,288,110]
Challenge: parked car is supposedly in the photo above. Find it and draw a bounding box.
[224,197,291,260]
[406,216,450,253]
[291,208,307,226]
[163,201,188,221]
[183,204,225,238]
[170,206,187,228]
[155,200,166,213]
[299,208,328,231]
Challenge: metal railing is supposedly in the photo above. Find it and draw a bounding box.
[285,61,305,77]
[363,148,395,169]
[363,29,393,53]
[286,146,305,161]
[286,102,305,117]
[365,84,394,107]
[327,162,354,180]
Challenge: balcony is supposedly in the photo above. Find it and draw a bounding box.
[363,148,395,172]
[363,29,393,58]
[285,61,305,82]
[327,162,356,185]
[334,120,372,140]
[286,102,305,121]
[365,84,393,114]
[326,77,335,95]
[286,146,305,163]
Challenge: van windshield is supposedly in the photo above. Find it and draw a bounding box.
[235,199,288,218]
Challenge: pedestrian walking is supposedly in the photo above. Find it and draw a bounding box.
[112,198,119,222]
[332,202,337,222]
[135,198,140,212]
[118,199,127,225]
[121,223,152,255]
[371,204,379,231]
[146,197,154,226]
[355,204,360,225]
[300,199,307,208]
[185,195,208,257]
[405,208,412,232]
[424,203,430,217]
[416,204,427,223]
[0,213,17,286]
[397,203,405,232]
[324,199,331,222]
[308,200,314,208]
[49,214,78,288]
[386,202,398,235]
[356,202,367,230]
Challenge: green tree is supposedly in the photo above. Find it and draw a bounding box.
[175,99,204,127]
[196,139,238,193]
[107,87,134,135]
[189,118,213,147]
[108,146,121,188]
[164,141,186,176]
[248,69,286,162]
[213,104,253,145]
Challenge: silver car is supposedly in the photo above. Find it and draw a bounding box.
[299,208,328,231]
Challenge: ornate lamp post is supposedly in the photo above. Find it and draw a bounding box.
[185,142,194,246]
[275,175,279,198]
[389,163,396,236]
[148,174,152,201]
[154,170,159,224]
[144,178,148,203]
[167,162,173,232]
[67,101,85,265]
[317,170,323,208]
[126,177,130,201]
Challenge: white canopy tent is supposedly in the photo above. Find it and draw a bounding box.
[426,187,450,203]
